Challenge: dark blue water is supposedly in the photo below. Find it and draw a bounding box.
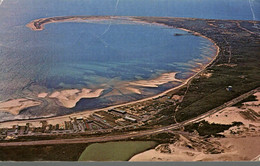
[0,0,259,24]
[0,0,257,119]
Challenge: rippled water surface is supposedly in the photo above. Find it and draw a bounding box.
[0,0,258,120]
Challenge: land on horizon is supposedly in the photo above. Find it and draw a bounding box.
[0,15,259,162]
[0,0,259,162]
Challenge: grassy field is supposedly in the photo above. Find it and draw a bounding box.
[78,141,158,161]
[0,143,88,161]
[136,17,260,123]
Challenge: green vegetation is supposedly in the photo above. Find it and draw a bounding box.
[176,63,259,122]
[137,17,260,124]
[174,42,259,122]
[153,102,177,126]
[184,120,243,136]
[78,141,157,161]
[0,143,87,161]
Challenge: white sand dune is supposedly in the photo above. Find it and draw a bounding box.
[130,92,260,162]
[130,136,260,161]
[205,92,260,126]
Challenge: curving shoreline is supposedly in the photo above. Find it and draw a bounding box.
[26,16,116,31]
[0,16,219,126]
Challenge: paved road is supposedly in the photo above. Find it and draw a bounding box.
[0,87,258,147]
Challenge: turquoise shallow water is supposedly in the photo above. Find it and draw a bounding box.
[0,20,215,100]
[0,0,257,120]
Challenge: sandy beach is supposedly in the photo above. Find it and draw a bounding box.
[26,16,112,31]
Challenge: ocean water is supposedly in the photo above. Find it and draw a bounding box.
[0,20,215,98]
[0,0,258,120]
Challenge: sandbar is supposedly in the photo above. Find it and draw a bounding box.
[0,99,41,115]
[38,92,48,98]
[129,72,182,88]
[0,16,219,126]
[49,88,104,108]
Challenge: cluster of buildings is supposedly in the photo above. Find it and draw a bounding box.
[0,108,143,140]
[0,94,180,141]
[0,93,184,142]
